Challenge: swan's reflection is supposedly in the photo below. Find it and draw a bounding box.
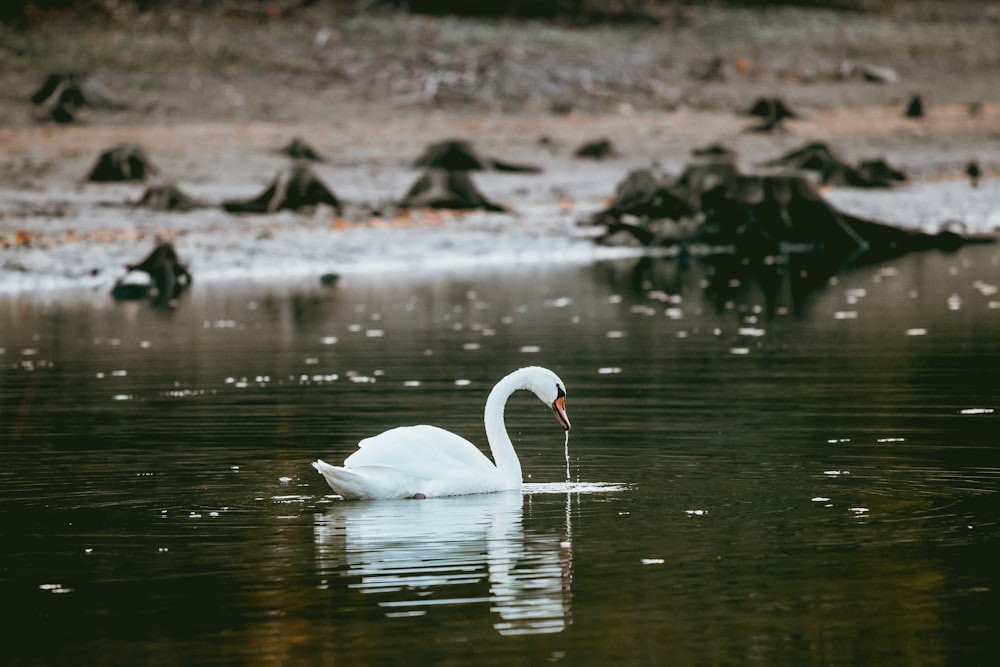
[314,491,572,635]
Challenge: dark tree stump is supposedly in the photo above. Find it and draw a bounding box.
[223,164,341,214]
[86,144,158,182]
[136,183,202,212]
[114,240,192,304]
[763,142,906,188]
[399,168,506,212]
[414,139,541,173]
[592,168,694,223]
[280,137,325,162]
[904,94,925,118]
[574,138,617,160]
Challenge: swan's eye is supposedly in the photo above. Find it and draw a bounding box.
[556,384,566,399]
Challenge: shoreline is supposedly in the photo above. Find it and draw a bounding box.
[2,3,998,298]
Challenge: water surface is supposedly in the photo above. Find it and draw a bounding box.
[2,247,998,665]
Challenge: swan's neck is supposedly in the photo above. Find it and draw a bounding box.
[484,371,526,485]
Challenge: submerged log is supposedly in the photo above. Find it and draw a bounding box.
[399,168,506,212]
[86,144,158,182]
[414,139,541,173]
[223,164,341,214]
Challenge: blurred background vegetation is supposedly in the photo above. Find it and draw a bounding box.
[0,0,905,25]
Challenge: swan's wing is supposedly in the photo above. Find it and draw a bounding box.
[313,459,417,500]
[345,425,498,480]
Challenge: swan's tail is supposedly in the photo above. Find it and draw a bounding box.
[312,459,412,500]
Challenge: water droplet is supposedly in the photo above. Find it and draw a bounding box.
[39,583,73,593]
[845,288,867,303]
[641,558,665,565]
[973,281,997,295]
[737,327,765,337]
[906,328,928,336]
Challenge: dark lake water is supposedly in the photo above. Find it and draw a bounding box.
[2,246,998,666]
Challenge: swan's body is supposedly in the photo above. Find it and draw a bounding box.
[312,366,570,500]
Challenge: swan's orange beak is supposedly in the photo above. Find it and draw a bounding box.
[552,396,571,431]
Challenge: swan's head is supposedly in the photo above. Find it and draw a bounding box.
[521,366,571,431]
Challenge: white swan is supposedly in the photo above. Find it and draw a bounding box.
[312,366,570,500]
